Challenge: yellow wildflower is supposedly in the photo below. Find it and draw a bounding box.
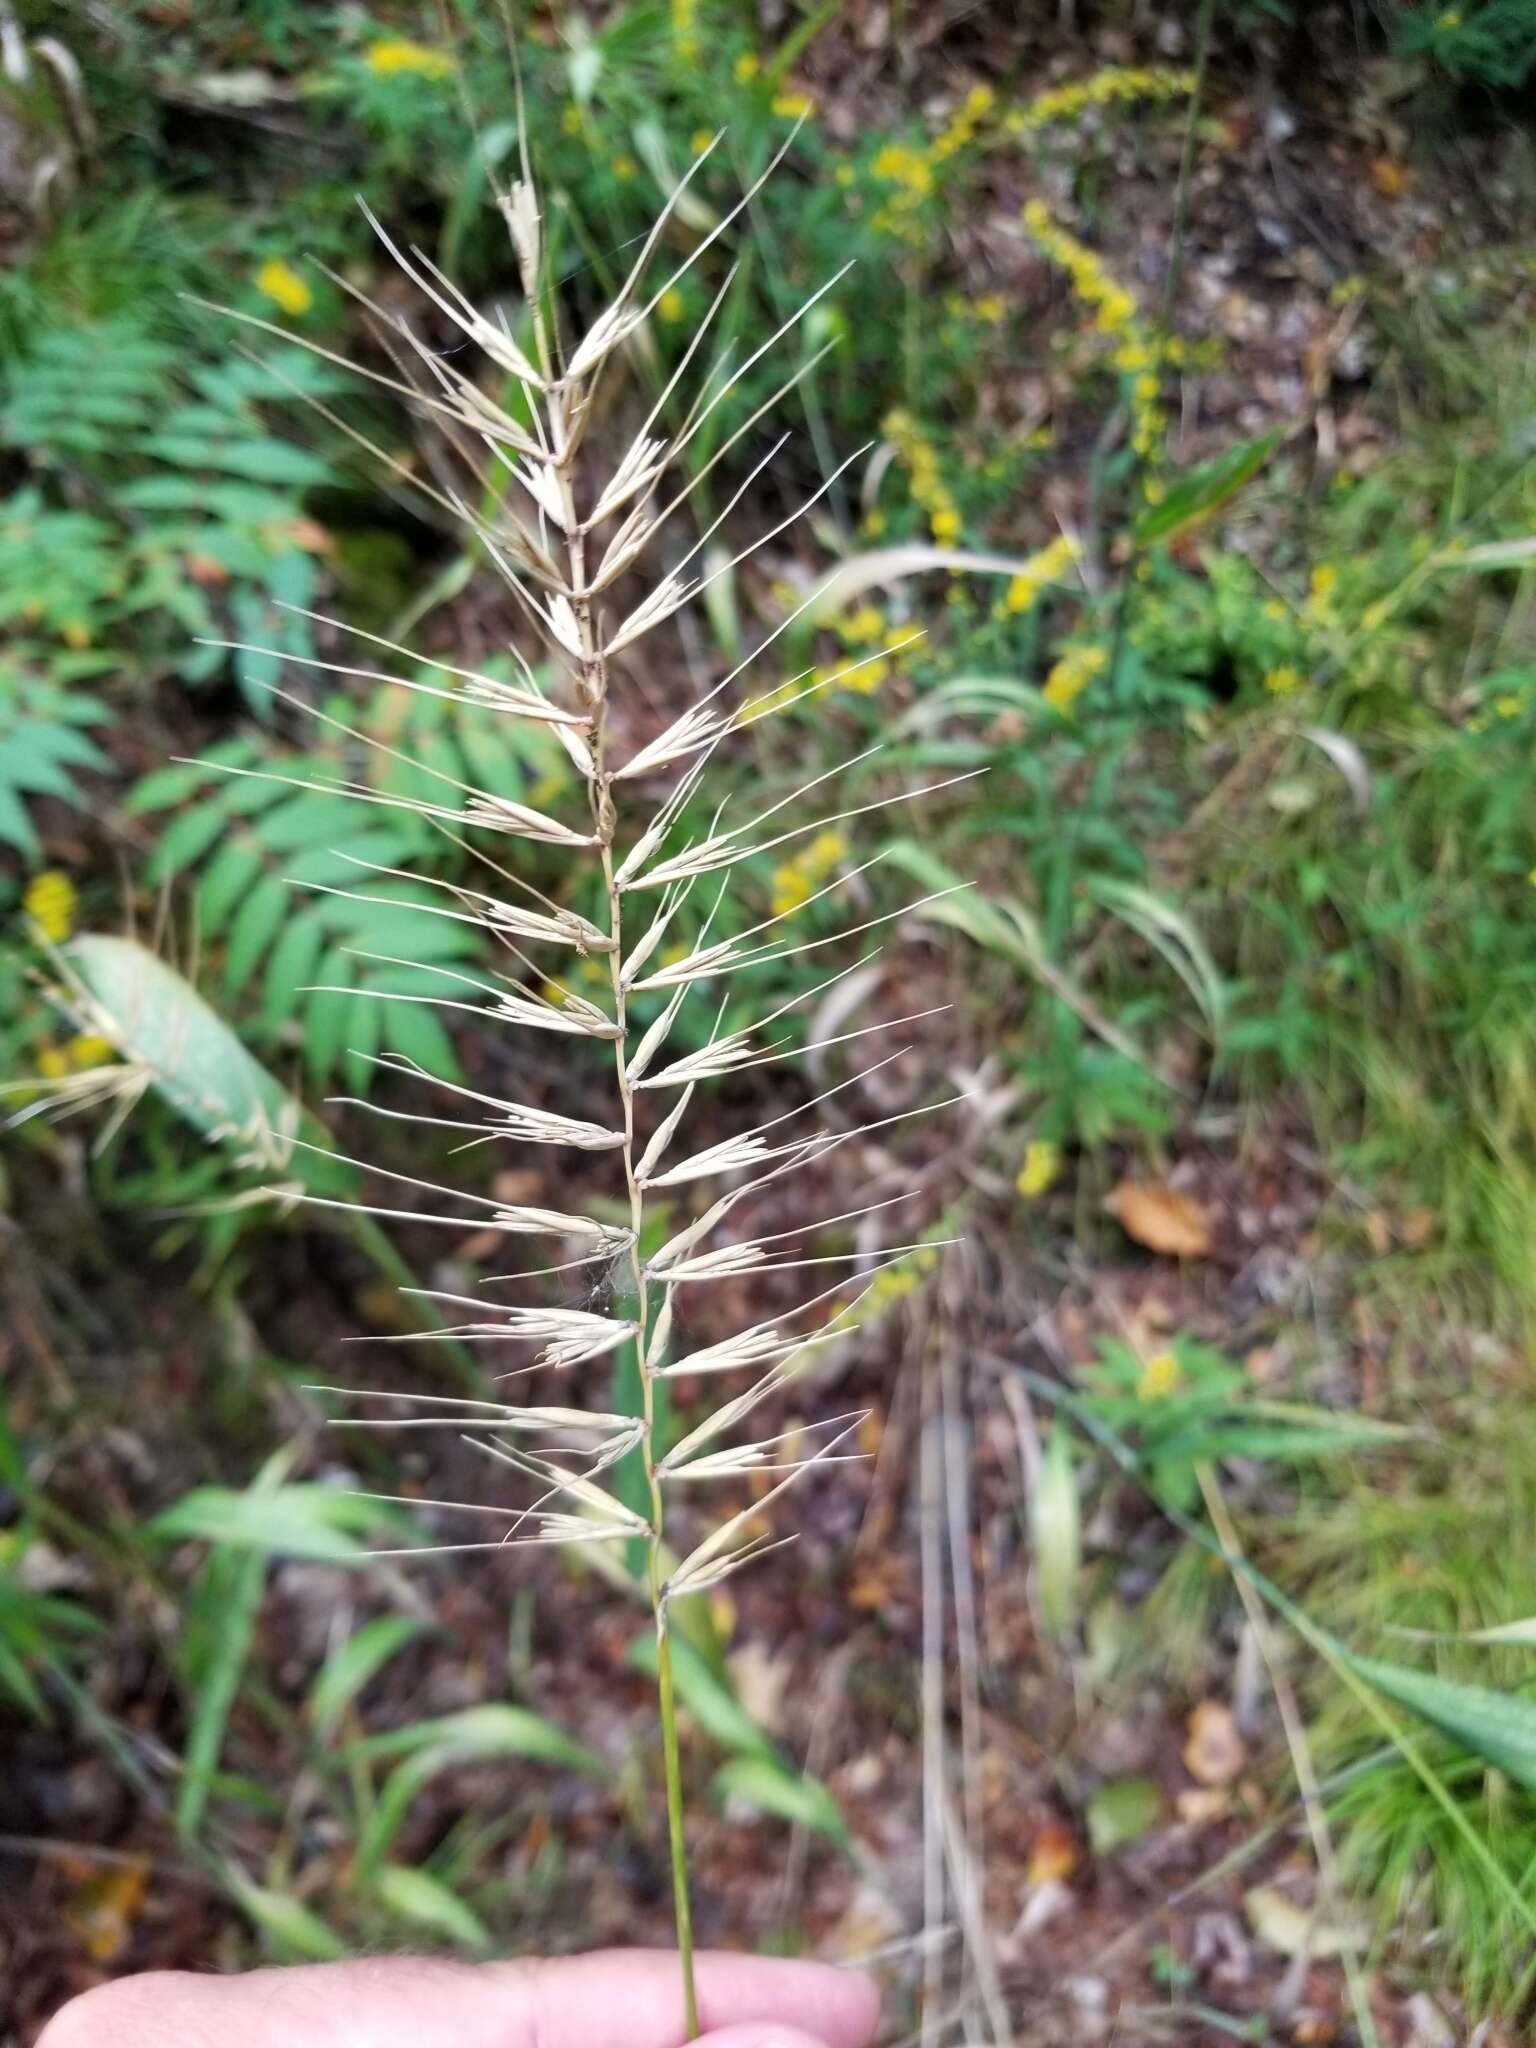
[1264,665,1305,696]
[36,1046,70,1080]
[973,293,1006,323]
[691,128,714,154]
[69,1033,114,1069]
[256,258,313,319]
[1136,1350,1182,1402]
[658,287,686,323]
[1004,533,1080,615]
[837,654,888,695]
[772,89,815,119]
[837,604,885,643]
[770,829,847,917]
[733,51,760,81]
[672,0,698,60]
[1042,644,1106,714]
[930,505,962,544]
[1015,66,1195,138]
[365,37,456,78]
[611,155,637,180]
[1015,1140,1061,1200]
[1495,694,1523,718]
[24,869,76,944]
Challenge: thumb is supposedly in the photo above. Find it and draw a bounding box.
[697,2029,832,2048]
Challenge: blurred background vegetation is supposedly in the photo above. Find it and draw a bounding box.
[5,1,1536,2042]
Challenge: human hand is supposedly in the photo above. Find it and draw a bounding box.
[38,1945,881,2048]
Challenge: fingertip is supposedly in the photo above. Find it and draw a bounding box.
[696,2025,833,2048]
[829,1968,882,2048]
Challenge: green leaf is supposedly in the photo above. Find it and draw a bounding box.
[350,1707,603,1886]
[64,936,353,1196]
[341,1703,603,1776]
[1132,430,1283,545]
[151,1483,409,1563]
[1348,1654,1536,1791]
[226,1873,346,1961]
[710,1756,852,1851]
[370,1865,491,1952]
[309,1616,431,1745]
[1086,1774,1163,1854]
[627,1633,778,1764]
[1031,1425,1081,1642]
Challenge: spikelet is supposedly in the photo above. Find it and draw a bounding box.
[211,134,958,2011]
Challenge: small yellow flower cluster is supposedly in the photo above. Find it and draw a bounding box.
[868,142,934,240]
[883,408,962,545]
[256,258,312,318]
[1042,642,1107,714]
[1007,66,1197,138]
[611,155,637,181]
[658,287,686,323]
[37,1033,114,1080]
[771,829,848,918]
[1003,534,1080,616]
[733,51,760,82]
[364,37,456,78]
[1136,1349,1182,1402]
[819,609,912,695]
[1015,1139,1061,1199]
[23,869,76,944]
[931,82,995,161]
[772,89,815,119]
[540,955,610,1011]
[866,1237,943,1314]
[1022,199,1169,458]
[672,0,699,62]
[868,85,992,242]
[1264,665,1305,696]
[1303,562,1339,626]
[1436,9,1462,27]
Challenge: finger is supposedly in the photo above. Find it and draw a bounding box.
[39,1949,882,2048]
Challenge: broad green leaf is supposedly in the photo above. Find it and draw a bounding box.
[1132,430,1282,546]
[370,1864,491,1952]
[309,1616,431,1744]
[151,1483,410,1563]
[64,937,353,1196]
[1348,1654,1536,1791]
[710,1756,852,1851]
[1087,1774,1163,1854]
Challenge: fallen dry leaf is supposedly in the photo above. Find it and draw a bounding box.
[1183,1700,1247,1786]
[1106,1180,1213,1258]
[1369,155,1408,198]
[1026,1817,1079,1887]
[1177,1786,1232,1827]
[1244,1883,1366,1959]
[68,1859,149,1964]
